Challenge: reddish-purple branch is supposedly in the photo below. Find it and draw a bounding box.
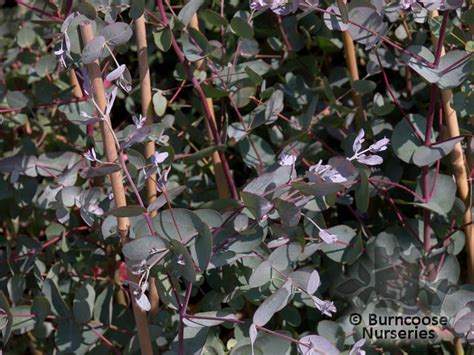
[368,177,424,202]
[16,0,63,21]
[156,0,239,200]
[434,11,449,67]
[313,7,437,69]
[374,50,424,142]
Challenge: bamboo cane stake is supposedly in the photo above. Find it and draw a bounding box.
[69,68,129,305]
[470,0,474,37]
[341,1,367,124]
[189,14,231,199]
[455,337,465,355]
[80,23,129,244]
[70,67,128,305]
[135,15,158,212]
[80,21,154,355]
[342,32,363,111]
[68,70,83,98]
[431,11,473,282]
[134,14,160,317]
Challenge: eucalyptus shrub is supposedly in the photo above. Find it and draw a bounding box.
[0,0,473,354]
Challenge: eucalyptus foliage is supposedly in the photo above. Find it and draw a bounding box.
[0,0,473,354]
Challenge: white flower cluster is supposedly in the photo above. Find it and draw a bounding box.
[126,248,166,312]
[276,129,389,248]
[251,0,319,15]
[349,129,390,166]
[54,12,77,68]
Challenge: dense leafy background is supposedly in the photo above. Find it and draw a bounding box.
[0,0,473,354]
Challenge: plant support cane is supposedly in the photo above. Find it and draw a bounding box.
[135,15,158,213]
[68,65,128,306]
[80,21,154,355]
[68,70,83,98]
[341,0,367,126]
[157,0,238,200]
[431,10,474,283]
[189,14,231,199]
[134,14,160,317]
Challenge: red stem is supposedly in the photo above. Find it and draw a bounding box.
[156,0,239,200]
[439,52,472,74]
[368,177,424,201]
[422,86,438,253]
[422,8,448,253]
[314,7,437,69]
[433,11,449,67]
[374,50,423,143]
[16,0,63,21]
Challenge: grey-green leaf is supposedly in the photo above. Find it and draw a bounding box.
[6,91,29,109]
[100,22,133,46]
[178,0,204,26]
[55,319,82,353]
[73,283,95,324]
[414,173,456,216]
[153,90,168,116]
[81,35,106,64]
[106,205,146,217]
[241,191,273,220]
[31,296,50,324]
[253,283,291,326]
[7,274,26,304]
[42,279,70,317]
[94,284,114,326]
[249,260,272,288]
[412,137,463,166]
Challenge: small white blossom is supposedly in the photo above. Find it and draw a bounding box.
[54,47,67,69]
[105,64,126,82]
[352,129,365,155]
[349,129,390,166]
[349,339,366,355]
[251,0,301,15]
[304,215,339,245]
[80,111,93,119]
[251,0,318,14]
[105,64,131,93]
[152,151,169,166]
[307,160,347,183]
[84,148,97,162]
[125,280,151,312]
[89,204,104,216]
[278,152,297,166]
[400,0,418,9]
[105,86,118,116]
[132,115,147,129]
[369,137,390,153]
[177,255,186,265]
[319,229,337,244]
[251,0,268,10]
[156,167,170,193]
[55,15,74,69]
[312,296,336,317]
